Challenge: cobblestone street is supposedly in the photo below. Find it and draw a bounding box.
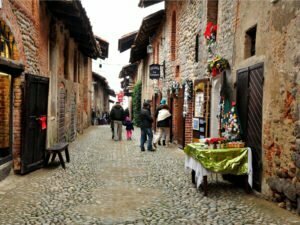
[0,126,299,225]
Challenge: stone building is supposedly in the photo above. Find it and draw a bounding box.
[123,0,300,212]
[0,0,103,177]
[92,72,115,119]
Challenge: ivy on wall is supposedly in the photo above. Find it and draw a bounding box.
[132,81,142,127]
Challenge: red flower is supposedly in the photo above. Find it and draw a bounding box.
[208,137,225,144]
[212,68,218,77]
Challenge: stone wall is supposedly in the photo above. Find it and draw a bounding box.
[9,0,40,74]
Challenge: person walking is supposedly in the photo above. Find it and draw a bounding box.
[124,116,134,140]
[109,102,125,141]
[155,99,168,146]
[140,102,155,151]
[153,104,172,148]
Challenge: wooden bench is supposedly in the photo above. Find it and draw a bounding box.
[45,142,70,169]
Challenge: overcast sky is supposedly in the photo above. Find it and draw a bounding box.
[81,0,164,94]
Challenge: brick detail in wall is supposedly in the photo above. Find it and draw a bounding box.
[10,4,40,74]
[171,11,176,61]
[207,0,218,25]
[0,76,10,149]
[185,99,193,146]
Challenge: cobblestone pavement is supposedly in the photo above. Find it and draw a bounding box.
[0,126,299,225]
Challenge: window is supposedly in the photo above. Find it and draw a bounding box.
[0,20,18,60]
[156,42,159,64]
[171,11,176,61]
[207,0,219,25]
[152,44,156,63]
[78,53,81,83]
[63,37,69,79]
[245,25,257,58]
[175,65,180,77]
[195,34,199,62]
[73,50,78,82]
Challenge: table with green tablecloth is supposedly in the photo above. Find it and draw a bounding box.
[184,143,252,195]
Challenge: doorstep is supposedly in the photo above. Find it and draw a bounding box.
[0,161,12,182]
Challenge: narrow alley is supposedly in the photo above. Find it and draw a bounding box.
[0,126,298,225]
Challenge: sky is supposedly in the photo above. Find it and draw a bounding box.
[81,0,164,94]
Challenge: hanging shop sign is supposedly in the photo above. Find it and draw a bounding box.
[149,64,160,79]
[117,91,124,103]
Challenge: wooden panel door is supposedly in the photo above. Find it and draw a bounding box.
[247,64,264,192]
[21,74,49,174]
[168,93,173,143]
[236,63,264,192]
[176,88,185,148]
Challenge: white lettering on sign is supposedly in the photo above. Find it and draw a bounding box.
[149,64,161,79]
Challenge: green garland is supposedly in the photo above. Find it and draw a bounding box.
[132,81,142,127]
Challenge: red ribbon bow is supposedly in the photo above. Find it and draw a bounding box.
[38,116,47,130]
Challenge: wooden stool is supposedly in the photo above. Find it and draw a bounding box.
[45,142,70,169]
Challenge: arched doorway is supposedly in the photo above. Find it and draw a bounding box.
[210,75,222,137]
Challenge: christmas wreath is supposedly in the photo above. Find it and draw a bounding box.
[207,55,229,77]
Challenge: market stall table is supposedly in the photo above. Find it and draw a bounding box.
[184,143,252,196]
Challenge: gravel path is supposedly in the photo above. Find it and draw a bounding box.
[0,126,299,225]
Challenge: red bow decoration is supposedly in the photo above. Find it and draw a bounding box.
[204,22,218,40]
[38,116,47,130]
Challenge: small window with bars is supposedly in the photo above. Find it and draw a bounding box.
[171,11,176,61]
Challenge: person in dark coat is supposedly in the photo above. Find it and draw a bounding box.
[140,102,154,151]
[110,102,125,141]
[124,108,130,119]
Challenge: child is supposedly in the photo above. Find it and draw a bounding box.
[124,116,134,140]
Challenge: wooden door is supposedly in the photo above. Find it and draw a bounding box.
[236,63,264,192]
[168,94,173,143]
[176,88,185,148]
[21,74,49,174]
[58,86,66,142]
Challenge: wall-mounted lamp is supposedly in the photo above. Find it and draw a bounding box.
[147,37,153,54]
[147,44,153,54]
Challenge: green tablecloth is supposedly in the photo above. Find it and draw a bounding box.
[184,143,248,175]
